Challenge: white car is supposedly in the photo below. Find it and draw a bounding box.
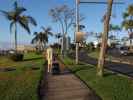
[119,47,129,55]
[8,50,16,54]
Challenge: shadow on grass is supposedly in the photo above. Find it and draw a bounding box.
[71,65,118,78]
[72,66,94,73]
[23,57,43,61]
[103,72,117,77]
[0,67,16,72]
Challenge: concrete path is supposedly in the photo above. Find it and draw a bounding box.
[43,62,101,100]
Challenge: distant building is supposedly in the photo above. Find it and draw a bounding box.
[93,41,99,48]
[108,39,120,46]
[17,45,36,52]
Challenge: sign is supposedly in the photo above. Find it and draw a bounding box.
[76,32,85,43]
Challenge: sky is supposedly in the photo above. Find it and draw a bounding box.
[0,0,132,49]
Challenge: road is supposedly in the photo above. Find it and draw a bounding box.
[108,48,133,64]
[70,50,133,78]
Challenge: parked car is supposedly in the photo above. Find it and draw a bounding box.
[119,46,129,55]
[8,50,16,54]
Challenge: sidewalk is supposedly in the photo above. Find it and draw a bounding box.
[42,62,101,100]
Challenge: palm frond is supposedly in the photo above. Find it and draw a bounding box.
[33,32,38,35]
[14,1,18,10]
[16,7,26,16]
[27,16,37,26]
[0,10,14,20]
[41,26,53,36]
[31,36,37,44]
[123,12,129,19]
[55,33,62,38]
[13,1,26,16]
[127,4,133,16]
[122,20,133,30]
[41,26,46,31]
[19,16,31,33]
[110,24,121,31]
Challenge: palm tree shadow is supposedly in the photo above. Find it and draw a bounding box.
[72,66,93,73]
[104,72,117,77]
[23,57,43,61]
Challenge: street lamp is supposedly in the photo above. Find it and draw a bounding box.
[75,0,80,64]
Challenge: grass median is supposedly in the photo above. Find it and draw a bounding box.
[62,56,133,100]
[0,52,45,100]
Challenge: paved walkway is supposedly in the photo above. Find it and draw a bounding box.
[43,62,101,100]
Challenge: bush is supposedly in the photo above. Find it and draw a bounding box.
[9,53,24,61]
[86,42,95,52]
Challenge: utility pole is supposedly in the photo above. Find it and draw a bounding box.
[75,0,80,64]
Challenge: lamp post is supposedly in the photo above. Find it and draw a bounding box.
[75,0,80,64]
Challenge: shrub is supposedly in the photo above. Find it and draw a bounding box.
[9,53,24,61]
[86,42,95,52]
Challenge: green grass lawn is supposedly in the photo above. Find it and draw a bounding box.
[88,51,99,59]
[0,52,44,100]
[62,57,133,100]
[88,51,113,62]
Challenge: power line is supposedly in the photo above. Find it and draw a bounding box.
[79,1,124,5]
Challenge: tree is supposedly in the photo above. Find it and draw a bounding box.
[55,33,62,52]
[31,27,53,52]
[122,4,133,50]
[0,1,37,50]
[49,5,75,55]
[108,35,116,40]
[49,5,75,35]
[55,33,62,43]
[93,32,102,44]
[97,0,113,77]
[110,24,121,36]
[108,24,121,47]
[41,26,53,38]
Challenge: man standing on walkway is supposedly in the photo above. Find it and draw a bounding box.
[46,46,53,72]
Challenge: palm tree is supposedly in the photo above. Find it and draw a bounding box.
[110,24,121,36]
[55,33,62,45]
[0,1,37,51]
[31,27,53,52]
[55,33,62,53]
[122,4,133,50]
[109,24,121,46]
[41,27,53,37]
[97,0,113,77]
[31,32,47,52]
[108,35,116,40]
[90,32,102,44]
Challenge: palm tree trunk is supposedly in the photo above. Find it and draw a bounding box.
[97,0,113,77]
[129,29,133,51]
[58,38,60,54]
[14,23,17,51]
[129,38,132,51]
